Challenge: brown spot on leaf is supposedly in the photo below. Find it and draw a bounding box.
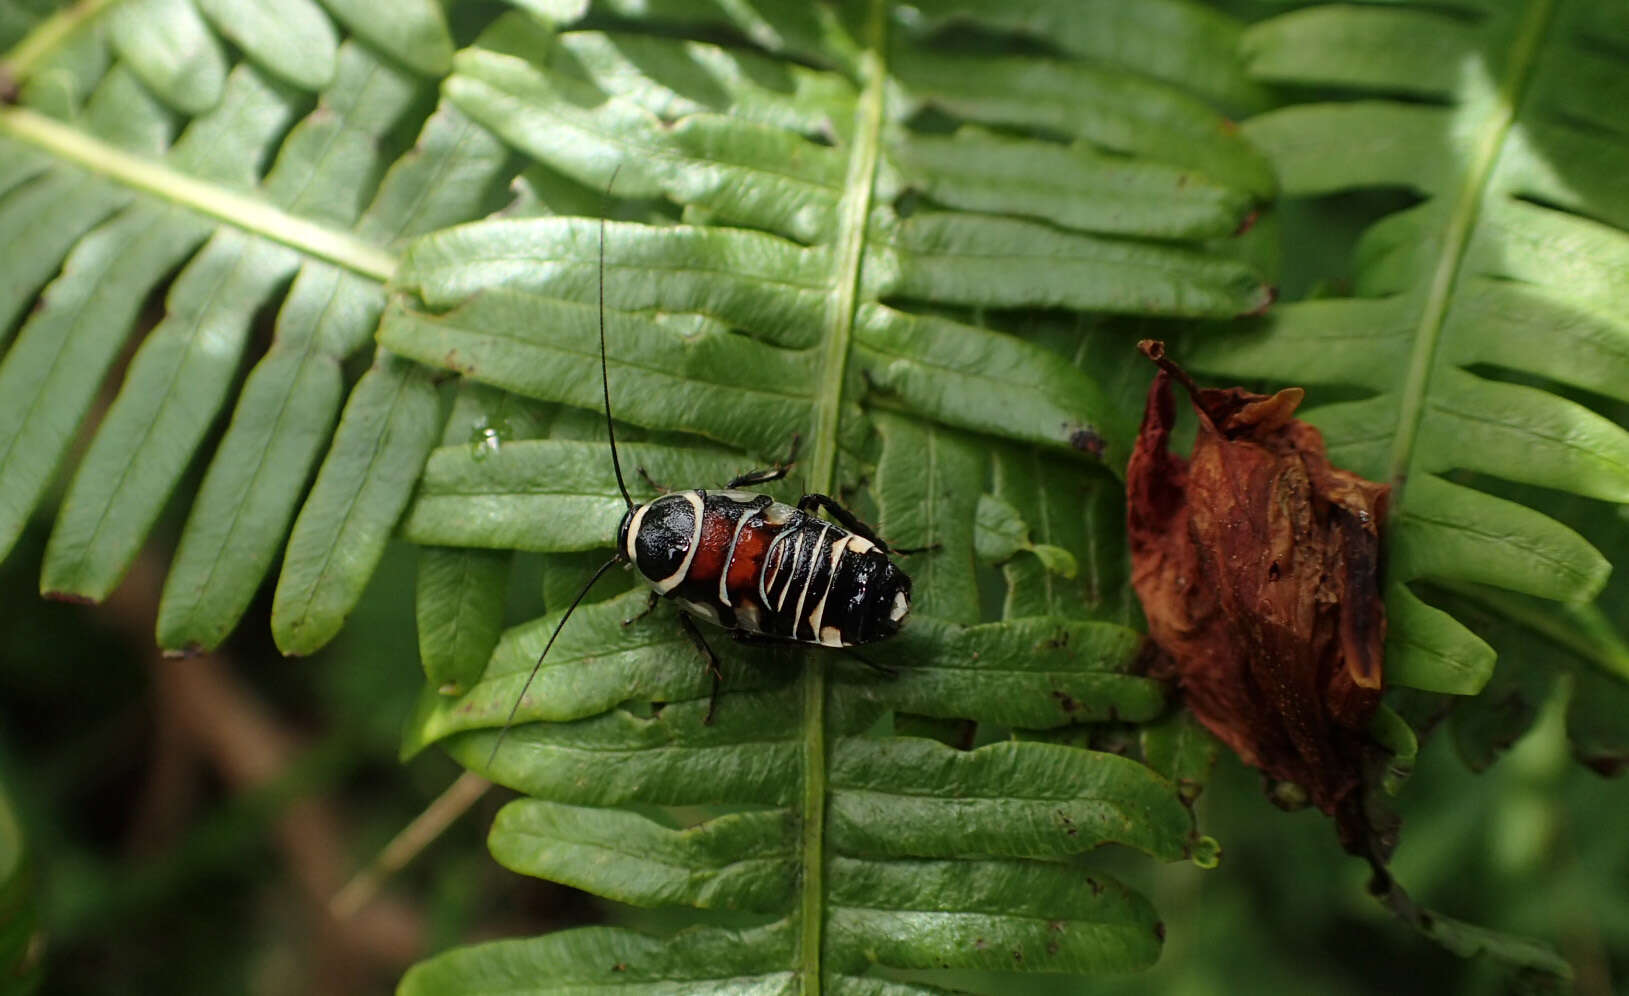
[1051,690,1080,714]
[1242,284,1279,319]
[1127,340,1388,853]
[1068,427,1106,458]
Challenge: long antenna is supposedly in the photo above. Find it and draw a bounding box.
[486,555,622,767]
[600,165,633,511]
[487,166,632,768]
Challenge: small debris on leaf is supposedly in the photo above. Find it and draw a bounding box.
[1127,340,1389,853]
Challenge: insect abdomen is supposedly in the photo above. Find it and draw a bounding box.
[628,490,911,647]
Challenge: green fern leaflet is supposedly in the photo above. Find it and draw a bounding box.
[1183,0,1629,772]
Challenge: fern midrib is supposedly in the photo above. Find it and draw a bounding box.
[799,1,887,991]
[1383,0,1556,497]
[0,107,397,282]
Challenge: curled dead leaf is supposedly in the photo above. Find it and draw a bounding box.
[1127,340,1389,851]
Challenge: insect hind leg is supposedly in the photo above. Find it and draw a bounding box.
[675,612,725,724]
[796,493,897,551]
[798,493,940,556]
[726,433,801,489]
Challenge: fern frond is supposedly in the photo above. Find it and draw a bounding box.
[392,1,1257,991]
[1182,0,1629,728]
[0,2,511,655]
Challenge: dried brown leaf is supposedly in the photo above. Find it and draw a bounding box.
[1127,340,1388,850]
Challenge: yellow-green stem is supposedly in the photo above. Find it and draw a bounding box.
[799,0,888,991]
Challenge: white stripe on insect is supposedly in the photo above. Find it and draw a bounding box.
[760,529,792,607]
[624,502,651,563]
[777,527,809,613]
[720,506,758,607]
[792,523,829,639]
[806,534,848,647]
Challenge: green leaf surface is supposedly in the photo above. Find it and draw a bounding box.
[1139,709,1219,806]
[490,800,797,912]
[854,304,1122,457]
[415,381,552,692]
[416,545,511,694]
[271,351,439,655]
[883,125,1252,240]
[107,0,226,114]
[402,440,760,552]
[401,921,799,996]
[196,0,337,91]
[0,66,170,337]
[153,43,431,648]
[42,230,301,600]
[897,0,1267,111]
[316,0,452,77]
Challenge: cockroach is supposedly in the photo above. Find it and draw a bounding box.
[489,182,914,760]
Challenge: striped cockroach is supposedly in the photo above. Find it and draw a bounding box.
[490,191,914,759]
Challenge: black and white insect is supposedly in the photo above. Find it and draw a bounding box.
[490,187,914,757]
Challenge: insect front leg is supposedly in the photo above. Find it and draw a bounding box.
[622,589,659,627]
[675,612,725,725]
[637,466,672,494]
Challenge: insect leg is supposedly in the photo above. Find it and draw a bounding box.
[797,493,940,556]
[726,433,802,489]
[622,590,659,627]
[727,466,790,488]
[638,466,672,494]
[844,648,899,678]
[796,493,895,551]
[675,612,725,724]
